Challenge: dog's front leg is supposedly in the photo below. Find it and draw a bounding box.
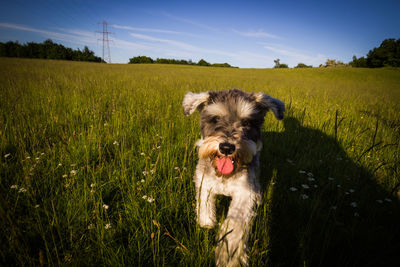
[195,176,217,228]
[215,189,260,267]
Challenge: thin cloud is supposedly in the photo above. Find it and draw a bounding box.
[129,32,198,51]
[112,24,180,35]
[163,12,218,32]
[0,22,97,46]
[233,29,280,39]
[112,24,202,38]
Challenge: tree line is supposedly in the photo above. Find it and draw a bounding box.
[128,55,234,68]
[0,39,103,62]
[275,38,399,68]
[350,38,400,68]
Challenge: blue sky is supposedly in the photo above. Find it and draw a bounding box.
[1,0,399,68]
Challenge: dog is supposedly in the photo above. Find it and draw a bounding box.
[182,89,285,266]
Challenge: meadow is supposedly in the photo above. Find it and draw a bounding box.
[1,57,399,266]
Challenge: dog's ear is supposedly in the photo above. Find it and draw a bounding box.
[254,93,285,120]
[182,92,210,115]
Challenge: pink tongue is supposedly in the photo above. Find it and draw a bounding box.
[217,157,234,175]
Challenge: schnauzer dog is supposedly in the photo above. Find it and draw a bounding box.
[182,89,285,266]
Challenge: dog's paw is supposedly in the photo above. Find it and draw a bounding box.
[197,216,216,229]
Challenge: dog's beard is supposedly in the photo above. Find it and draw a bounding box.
[197,136,257,176]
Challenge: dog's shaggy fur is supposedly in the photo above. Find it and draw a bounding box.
[183,89,285,266]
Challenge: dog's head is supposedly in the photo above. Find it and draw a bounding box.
[183,89,285,177]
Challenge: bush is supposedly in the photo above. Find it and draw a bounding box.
[129,56,154,64]
[295,63,312,68]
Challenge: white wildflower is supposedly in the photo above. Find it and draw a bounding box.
[300,194,309,200]
[105,223,112,229]
[301,184,310,189]
[174,167,180,171]
[90,183,95,188]
[62,174,68,178]
[4,153,11,158]
[70,170,77,175]
[10,185,18,189]
[88,224,94,230]
[34,204,40,208]
[35,157,40,161]
[350,202,357,208]
[26,156,31,159]
[289,187,298,192]
[142,171,148,176]
[150,169,155,175]
[18,187,27,193]
[140,179,145,183]
[102,204,109,210]
[142,195,155,203]
[113,140,119,146]
[140,152,145,156]
[58,163,62,167]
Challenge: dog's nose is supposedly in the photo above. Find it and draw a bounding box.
[219,142,236,156]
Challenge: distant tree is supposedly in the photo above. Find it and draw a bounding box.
[324,59,347,68]
[366,38,400,67]
[212,63,232,67]
[274,59,280,68]
[129,56,154,64]
[295,63,312,68]
[197,59,211,66]
[349,56,367,68]
[273,59,288,68]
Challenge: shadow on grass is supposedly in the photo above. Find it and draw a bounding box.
[254,116,400,267]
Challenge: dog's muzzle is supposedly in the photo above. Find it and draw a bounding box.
[216,142,236,175]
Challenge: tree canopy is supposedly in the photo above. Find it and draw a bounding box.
[0,39,103,62]
[350,38,400,68]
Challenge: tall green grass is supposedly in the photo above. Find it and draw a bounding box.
[1,58,399,266]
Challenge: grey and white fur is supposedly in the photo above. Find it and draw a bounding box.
[182,89,285,266]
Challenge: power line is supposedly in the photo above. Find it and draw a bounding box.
[96,21,113,63]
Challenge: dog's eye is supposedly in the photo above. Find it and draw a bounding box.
[210,116,220,124]
[242,119,251,127]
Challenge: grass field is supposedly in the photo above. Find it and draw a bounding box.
[1,57,400,266]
